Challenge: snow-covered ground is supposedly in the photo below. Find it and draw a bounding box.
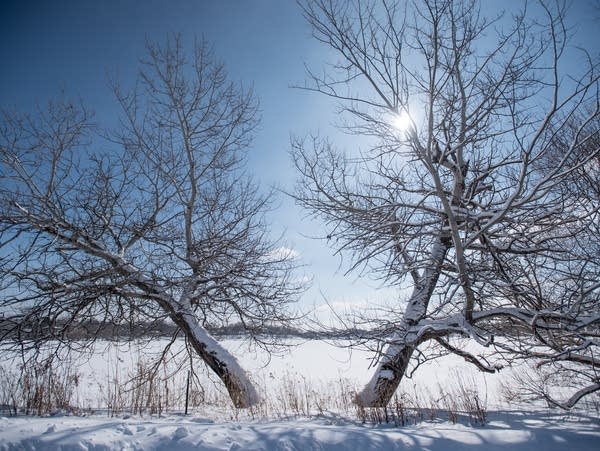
[1,338,599,450]
[2,410,599,450]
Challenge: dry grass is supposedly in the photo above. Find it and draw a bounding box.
[0,358,81,416]
[0,352,489,426]
[354,372,488,426]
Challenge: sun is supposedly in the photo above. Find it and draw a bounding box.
[391,111,412,133]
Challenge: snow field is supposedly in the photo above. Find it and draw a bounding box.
[0,338,599,450]
[1,408,599,450]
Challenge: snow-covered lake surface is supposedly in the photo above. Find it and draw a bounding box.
[68,338,508,409]
[1,338,598,450]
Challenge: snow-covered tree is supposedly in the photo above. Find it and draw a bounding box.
[0,37,301,408]
[293,0,600,407]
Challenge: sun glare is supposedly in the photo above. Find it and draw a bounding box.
[391,111,412,133]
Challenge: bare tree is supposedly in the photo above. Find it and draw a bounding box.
[293,0,600,407]
[0,37,302,408]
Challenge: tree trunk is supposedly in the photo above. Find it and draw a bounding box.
[356,236,450,407]
[356,346,415,407]
[170,308,260,408]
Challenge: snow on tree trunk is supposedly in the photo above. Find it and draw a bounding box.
[167,302,260,409]
[356,237,450,407]
[356,346,415,407]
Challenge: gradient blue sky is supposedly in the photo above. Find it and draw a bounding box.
[0,0,377,315]
[1,1,599,315]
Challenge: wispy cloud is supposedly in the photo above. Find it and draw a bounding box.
[266,246,300,261]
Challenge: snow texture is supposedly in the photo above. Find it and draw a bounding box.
[1,411,598,450]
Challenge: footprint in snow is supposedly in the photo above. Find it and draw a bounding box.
[173,426,188,440]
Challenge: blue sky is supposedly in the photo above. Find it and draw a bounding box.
[0,0,383,314]
[1,0,599,315]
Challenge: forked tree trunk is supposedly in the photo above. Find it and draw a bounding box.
[356,237,450,407]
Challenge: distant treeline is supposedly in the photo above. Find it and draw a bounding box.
[0,317,365,341]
